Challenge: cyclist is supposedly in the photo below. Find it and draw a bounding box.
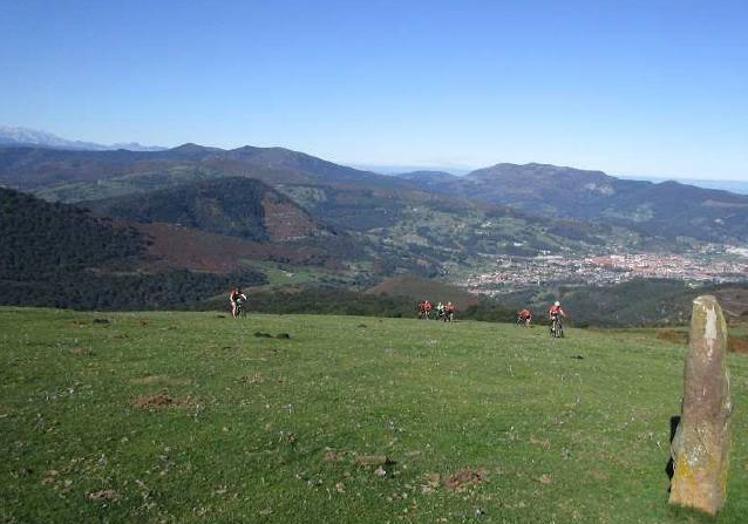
[549,301,566,336]
[517,308,533,327]
[444,301,456,322]
[436,302,445,320]
[230,287,247,319]
[423,299,433,319]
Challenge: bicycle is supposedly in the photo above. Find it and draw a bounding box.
[235,297,247,318]
[550,316,564,338]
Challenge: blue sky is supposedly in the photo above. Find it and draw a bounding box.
[1,0,746,180]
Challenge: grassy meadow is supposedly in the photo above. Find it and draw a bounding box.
[1,308,746,523]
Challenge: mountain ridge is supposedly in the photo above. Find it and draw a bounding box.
[1,143,747,245]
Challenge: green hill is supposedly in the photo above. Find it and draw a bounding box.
[417,163,748,243]
[0,308,746,522]
[84,177,329,242]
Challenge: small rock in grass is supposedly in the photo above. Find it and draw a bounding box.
[87,489,119,502]
[324,450,344,462]
[355,455,393,466]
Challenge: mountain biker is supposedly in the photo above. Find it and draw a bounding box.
[518,308,533,327]
[549,301,566,334]
[444,301,456,321]
[230,287,247,319]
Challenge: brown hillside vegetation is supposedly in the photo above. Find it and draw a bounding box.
[136,222,338,273]
[366,275,479,310]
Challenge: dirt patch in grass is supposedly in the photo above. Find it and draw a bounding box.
[656,330,687,345]
[131,392,196,410]
[728,336,748,354]
[324,450,346,463]
[130,375,192,386]
[444,467,488,492]
[658,330,748,354]
[69,347,93,356]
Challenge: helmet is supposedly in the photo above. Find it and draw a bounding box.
[554,301,560,307]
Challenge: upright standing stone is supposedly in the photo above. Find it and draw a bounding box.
[669,295,732,515]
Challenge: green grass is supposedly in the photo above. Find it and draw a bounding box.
[239,261,333,289]
[1,308,746,523]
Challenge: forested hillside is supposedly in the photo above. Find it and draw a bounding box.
[0,187,144,279]
[84,177,328,242]
[0,188,265,309]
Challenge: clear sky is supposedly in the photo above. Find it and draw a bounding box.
[1,0,746,180]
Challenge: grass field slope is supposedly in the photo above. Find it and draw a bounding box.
[1,308,746,522]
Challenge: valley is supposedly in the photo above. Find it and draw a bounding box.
[1,142,747,326]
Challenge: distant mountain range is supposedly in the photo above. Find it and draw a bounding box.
[0,125,165,152]
[1,136,746,316]
[2,142,747,247]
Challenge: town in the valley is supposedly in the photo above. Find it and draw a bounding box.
[464,245,748,295]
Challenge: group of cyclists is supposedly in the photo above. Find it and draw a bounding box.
[517,301,568,338]
[231,285,567,337]
[417,300,456,322]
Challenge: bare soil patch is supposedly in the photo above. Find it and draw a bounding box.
[656,330,687,345]
[443,467,488,492]
[324,450,346,463]
[729,336,748,355]
[130,375,192,386]
[131,392,196,410]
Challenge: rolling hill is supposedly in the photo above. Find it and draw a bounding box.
[83,177,330,243]
[3,144,746,247]
[406,163,748,243]
[0,143,409,195]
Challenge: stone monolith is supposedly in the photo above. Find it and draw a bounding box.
[669,295,732,515]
